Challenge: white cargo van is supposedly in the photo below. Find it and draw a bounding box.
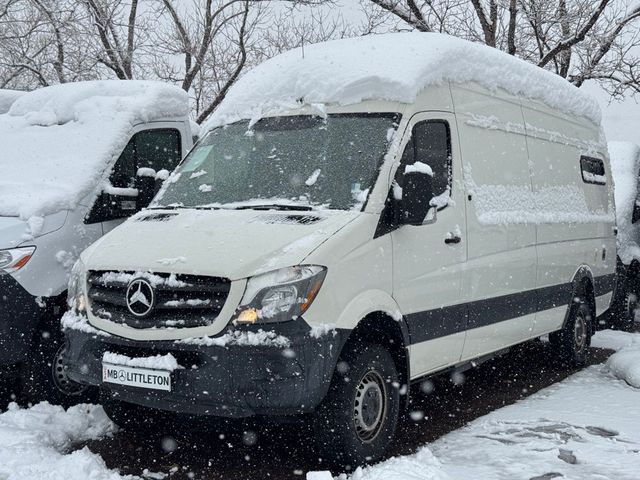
[608,141,640,330]
[62,33,615,465]
[0,81,192,403]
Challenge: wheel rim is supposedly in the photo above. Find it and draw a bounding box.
[353,369,387,443]
[52,345,87,396]
[574,314,587,352]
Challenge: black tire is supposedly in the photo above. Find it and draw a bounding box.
[24,321,97,408]
[612,283,638,332]
[312,342,400,468]
[550,300,592,367]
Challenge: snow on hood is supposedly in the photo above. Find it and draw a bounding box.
[609,141,640,264]
[0,80,189,221]
[0,89,23,114]
[81,208,358,280]
[206,32,601,129]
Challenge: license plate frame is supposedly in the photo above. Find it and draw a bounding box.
[102,363,172,392]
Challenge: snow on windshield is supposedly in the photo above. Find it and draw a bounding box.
[206,32,600,129]
[0,81,188,222]
[157,113,399,211]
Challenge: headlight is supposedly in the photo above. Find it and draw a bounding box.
[234,265,327,324]
[67,258,87,313]
[0,247,35,275]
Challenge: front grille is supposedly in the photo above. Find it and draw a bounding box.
[87,270,231,329]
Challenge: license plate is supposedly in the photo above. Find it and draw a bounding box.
[102,363,172,392]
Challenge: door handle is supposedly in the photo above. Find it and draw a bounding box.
[445,234,461,245]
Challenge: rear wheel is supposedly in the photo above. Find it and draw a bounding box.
[312,343,400,468]
[550,300,592,367]
[613,284,638,331]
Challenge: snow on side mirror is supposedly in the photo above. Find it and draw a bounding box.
[398,165,435,226]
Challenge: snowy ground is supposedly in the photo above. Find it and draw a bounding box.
[0,330,638,480]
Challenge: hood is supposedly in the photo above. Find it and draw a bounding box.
[82,208,359,280]
[0,210,67,248]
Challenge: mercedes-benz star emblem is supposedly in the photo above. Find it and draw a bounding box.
[125,278,155,317]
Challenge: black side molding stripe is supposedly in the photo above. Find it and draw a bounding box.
[405,274,612,346]
[594,273,616,297]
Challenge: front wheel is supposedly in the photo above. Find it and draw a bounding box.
[312,343,400,468]
[550,300,592,367]
[24,324,96,407]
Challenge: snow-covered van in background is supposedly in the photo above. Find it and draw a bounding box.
[62,33,616,466]
[0,81,192,403]
[608,141,640,330]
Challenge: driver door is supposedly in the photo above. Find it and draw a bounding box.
[391,112,467,378]
[86,127,183,234]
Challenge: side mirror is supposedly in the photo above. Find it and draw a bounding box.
[136,168,157,210]
[398,170,435,225]
[633,199,640,224]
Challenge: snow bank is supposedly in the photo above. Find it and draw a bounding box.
[0,89,23,114]
[606,349,640,388]
[0,402,126,480]
[0,80,189,221]
[207,33,601,128]
[609,141,640,264]
[103,352,182,371]
[597,329,640,389]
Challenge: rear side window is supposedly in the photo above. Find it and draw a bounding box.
[580,156,606,185]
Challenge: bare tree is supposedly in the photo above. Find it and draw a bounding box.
[362,0,640,96]
[80,0,141,79]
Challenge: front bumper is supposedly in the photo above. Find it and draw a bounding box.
[0,274,44,367]
[64,320,347,418]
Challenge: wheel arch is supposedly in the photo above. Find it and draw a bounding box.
[566,265,596,331]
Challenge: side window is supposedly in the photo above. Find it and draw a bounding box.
[396,120,452,207]
[109,129,182,188]
[580,156,607,185]
[86,129,182,224]
[580,156,606,185]
[412,121,452,199]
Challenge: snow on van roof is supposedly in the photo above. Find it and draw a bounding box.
[609,141,640,264]
[0,80,188,223]
[0,89,23,114]
[208,32,601,128]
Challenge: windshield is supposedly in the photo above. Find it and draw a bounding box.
[155,113,400,211]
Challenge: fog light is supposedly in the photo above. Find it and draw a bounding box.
[236,308,258,324]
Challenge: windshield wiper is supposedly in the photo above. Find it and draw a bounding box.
[148,205,220,211]
[226,203,314,211]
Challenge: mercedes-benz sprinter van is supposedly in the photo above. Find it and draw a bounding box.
[0,81,192,404]
[62,33,616,465]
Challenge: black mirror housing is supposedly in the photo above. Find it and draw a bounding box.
[398,171,434,225]
[633,201,640,224]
